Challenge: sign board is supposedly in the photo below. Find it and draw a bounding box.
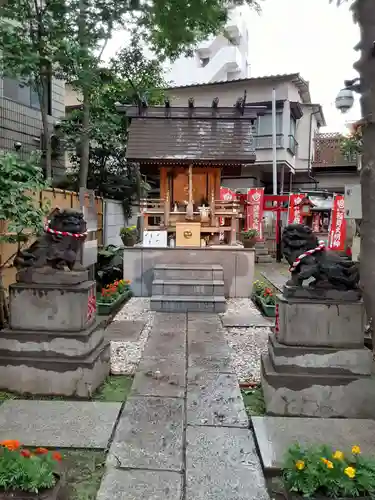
[344,184,362,219]
[143,230,168,248]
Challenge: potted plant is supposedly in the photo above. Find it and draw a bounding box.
[0,440,63,499]
[120,226,138,247]
[258,287,276,317]
[96,279,132,315]
[240,229,258,248]
[282,443,375,500]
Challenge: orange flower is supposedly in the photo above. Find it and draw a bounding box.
[0,440,21,451]
[34,447,49,455]
[20,449,31,458]
[52,451,62,462]
[125,280,131,284]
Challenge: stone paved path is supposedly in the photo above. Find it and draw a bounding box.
[97,312,269,500]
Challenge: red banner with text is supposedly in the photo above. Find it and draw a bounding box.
[246,188,265,239]
[287,193,307,225]
[219,187,235,226]
[328,194,346,251]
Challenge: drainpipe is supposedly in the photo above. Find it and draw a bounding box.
[307,108,320,190]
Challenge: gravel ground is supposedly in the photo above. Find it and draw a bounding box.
[221,298,271,383]
[109,296,271,382]
[110,298,155,375]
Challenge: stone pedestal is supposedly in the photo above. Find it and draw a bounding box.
[0,270,109,397]
[261,294,375,418]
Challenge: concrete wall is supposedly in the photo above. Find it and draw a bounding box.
[103,199,141,247]
[123,247,255,298]
[0,78,66,180]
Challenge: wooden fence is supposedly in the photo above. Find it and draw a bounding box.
[0,188,103,290]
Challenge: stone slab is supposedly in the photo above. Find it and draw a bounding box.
[261,271,286,292]
[132,353,186,398]
[104,320,145,341]
[17,267,89,285]
[143,324,186,359]
[186,426,269,500]
[108,396,184,471]
[252,416,375,473]
[283,285,362,302]
[221,312,272,328]
[0,400,121,448]
[187,369,248,428]
[97,469,182,500]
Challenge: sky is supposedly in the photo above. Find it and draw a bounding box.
[104,0,360,133]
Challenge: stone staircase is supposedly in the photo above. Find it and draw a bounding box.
[255,241,273,264]
[150,264,226,313]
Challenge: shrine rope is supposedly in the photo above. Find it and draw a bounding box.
[289,240,325,272]
[44,220,88,239]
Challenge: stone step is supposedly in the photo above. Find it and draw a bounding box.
[252,415,375,474]
[151,295,226,313]
[256,255,273,263]
[154,264,224,281]
[255,248,269,256]
[152,279,225,297]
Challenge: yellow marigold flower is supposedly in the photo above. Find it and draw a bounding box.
[326,460,334,469]
[352,445,361,455]
[321,457,328,464]
[344,466,356,479]
[295,460,305,470]
[333,450,344,460]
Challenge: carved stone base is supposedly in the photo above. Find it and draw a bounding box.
[0,340,110,398]
[17,267,89,285]
[9,281,96,332]
[277,294,365,347]
[283,284,362,302]
[261,352,375,418]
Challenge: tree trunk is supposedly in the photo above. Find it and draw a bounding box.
[353,0,375,351]
[38,73,52,182]
[78,0,90,189]
[79,90,90,188]
[0,271,9,330]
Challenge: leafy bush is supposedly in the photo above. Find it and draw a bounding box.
[0,440,62,493]
[96,245,123,290]
[283,443,375,498]
[241,229,258,239]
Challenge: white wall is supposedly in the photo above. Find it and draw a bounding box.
[103,199,126,247]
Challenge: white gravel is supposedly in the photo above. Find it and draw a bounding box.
[110,298,155,375]
[221,298,272,384]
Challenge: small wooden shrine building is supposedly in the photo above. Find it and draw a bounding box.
[123,98,265,246]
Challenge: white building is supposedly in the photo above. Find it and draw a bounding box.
[165,5,251,86]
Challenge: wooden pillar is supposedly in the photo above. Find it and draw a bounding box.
[186,164,194,220]
[230,215,237,245]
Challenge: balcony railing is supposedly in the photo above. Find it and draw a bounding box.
[288,134,298,156]
[254,134,283,149]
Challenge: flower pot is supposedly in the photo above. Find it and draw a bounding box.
[96,289,132,315]
[120,233,137,247]
[242,237,257,248]
[0,475,63,500]
[258,296,276,317]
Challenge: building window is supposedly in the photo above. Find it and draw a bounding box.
[290,115,297,137]
[2,76,51,114]
[256,112,283,135]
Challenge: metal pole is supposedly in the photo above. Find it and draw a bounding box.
[272,88,277,195]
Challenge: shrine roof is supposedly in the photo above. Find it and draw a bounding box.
[124,106,261,166]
